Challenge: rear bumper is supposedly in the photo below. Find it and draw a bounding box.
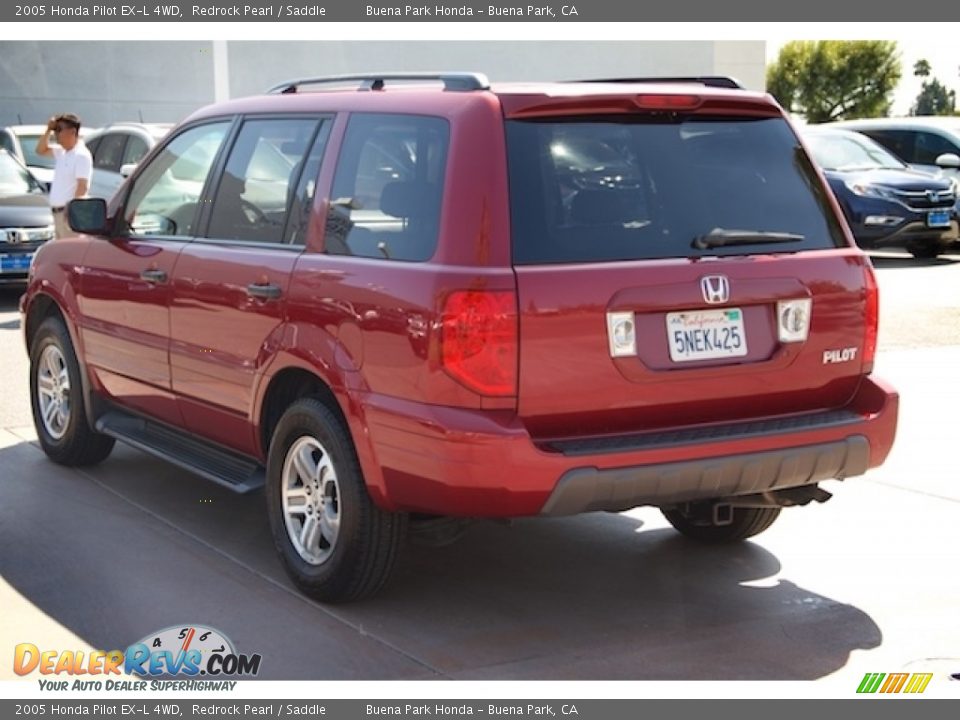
[541,436,868,515]
[359,375,898,518]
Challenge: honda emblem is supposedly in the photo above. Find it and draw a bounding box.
[700,276,730,305]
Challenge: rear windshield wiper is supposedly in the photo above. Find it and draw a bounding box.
[693,228,805,250]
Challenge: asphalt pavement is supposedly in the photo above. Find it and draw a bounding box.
[1,251,958,686]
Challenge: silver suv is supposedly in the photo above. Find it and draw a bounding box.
[85,122,172,201]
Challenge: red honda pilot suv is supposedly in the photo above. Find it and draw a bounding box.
[22,74,899,602]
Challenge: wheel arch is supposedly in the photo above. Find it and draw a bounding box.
[256,363,389,509]
[24,289,102,429]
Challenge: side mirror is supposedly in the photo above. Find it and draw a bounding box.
[67,198,109,235]
[120,163,137,178]
[935,153,960,169]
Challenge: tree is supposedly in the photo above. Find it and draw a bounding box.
[767,41,901,123]
[910,58,955,116]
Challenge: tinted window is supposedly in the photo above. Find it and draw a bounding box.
[206,117,321,244]
[913,131,960,165]
[123,122,230,237]
[327,113,449,262]
[122,135,150,165]
[862,130,915,163]
[85,135,102,154]
[93,133,126,172]
[507,117,846,264]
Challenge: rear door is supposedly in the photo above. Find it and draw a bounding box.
[504,103,872,440]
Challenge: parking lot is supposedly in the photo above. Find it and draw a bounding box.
[1,250,959,685]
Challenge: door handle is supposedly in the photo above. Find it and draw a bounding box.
[246,283,282,300]
[140,269,168,284]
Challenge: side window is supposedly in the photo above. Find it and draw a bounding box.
[93,133,126,172]
[122,135,150,166]
[914,131,960,165]
[326,113,449,262]
[0,133,15,155]
[123,122,230,237]
[206,117,321,244]
[285,122,331,246]
[85,135,102,155]
[863,130,912,163]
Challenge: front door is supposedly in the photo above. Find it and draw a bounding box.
[169,116,332,456]
[78,121,231,425]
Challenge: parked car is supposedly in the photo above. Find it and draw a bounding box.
[0,124,97,190]
[85,122,172,201]
[0,148,54,286]
[803,127,958,258]
[829,116,960,178]
[0,125,58,188]
[21,73,899,602]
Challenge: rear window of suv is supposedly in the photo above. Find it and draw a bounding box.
[506,116,847,264]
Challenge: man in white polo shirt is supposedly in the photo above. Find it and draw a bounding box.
[36,113,92,239]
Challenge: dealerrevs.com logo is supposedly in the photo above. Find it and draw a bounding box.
[14,625,262,690]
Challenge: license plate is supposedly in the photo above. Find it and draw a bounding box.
[0,253,33,273]
[927,210,951,228]
[667,308,748,362]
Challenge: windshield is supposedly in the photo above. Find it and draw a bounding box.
[18,134,56,170]
[805,132,905,171]
[0,151,44,195]
[506,116,846,264]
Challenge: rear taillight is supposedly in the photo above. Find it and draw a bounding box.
[441,290,518,397]
[863,264,879,374]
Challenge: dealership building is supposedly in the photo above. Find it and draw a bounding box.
[0,41,765,128]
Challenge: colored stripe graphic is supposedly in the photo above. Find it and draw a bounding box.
[857,673,885,693]
[881,673,909,693]
[857,671,933,694]
[904,673,933,694]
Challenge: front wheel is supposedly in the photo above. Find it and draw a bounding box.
[661,505,780,543]
[265,398,406,603]
[905,241,943,259]
[29,317,115,466]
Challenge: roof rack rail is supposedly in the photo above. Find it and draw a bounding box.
[267,72,491,95]
[568,76,744,90]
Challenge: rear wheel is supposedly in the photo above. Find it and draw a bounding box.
[29,317,115,466]
[662,505,780,543]
[266,398,406,603]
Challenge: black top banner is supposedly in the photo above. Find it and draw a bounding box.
[3,0,955,22]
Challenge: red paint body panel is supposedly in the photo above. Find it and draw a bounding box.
[77,237,185,425]
[169,243,298,455]
[513,250,871,438]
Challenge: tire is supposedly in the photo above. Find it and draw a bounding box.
[265,398,406,603]
[29,317,115,466]
[662,505,780,544]
[905,241,942,259]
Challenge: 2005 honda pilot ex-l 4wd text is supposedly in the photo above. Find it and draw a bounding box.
[22,73,898,602]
